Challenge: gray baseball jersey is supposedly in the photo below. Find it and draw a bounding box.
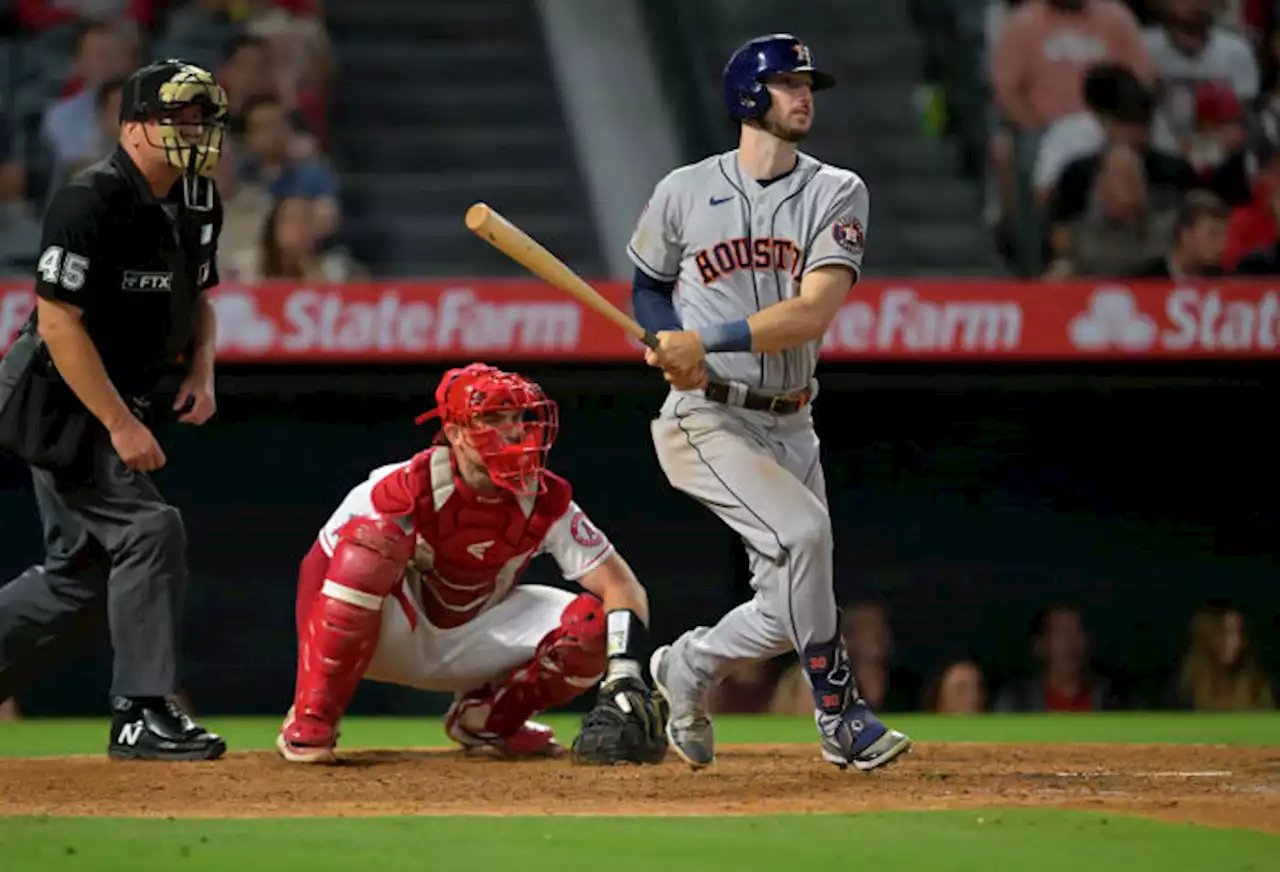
[634,149,869,705]
[627,149,868,395]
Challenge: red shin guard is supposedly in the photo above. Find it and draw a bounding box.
[287,517,414,743]
[452,593,608,739]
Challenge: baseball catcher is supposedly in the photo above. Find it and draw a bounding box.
[277,363,667,765]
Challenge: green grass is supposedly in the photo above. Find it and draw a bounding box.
[2,712,1278,758]
[0,811,1276,872]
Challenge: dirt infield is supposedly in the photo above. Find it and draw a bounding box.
[2,743,1278,832]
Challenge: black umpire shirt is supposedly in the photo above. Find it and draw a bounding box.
[31,145,223,400]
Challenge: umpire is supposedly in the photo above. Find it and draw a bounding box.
[0,60,229,760]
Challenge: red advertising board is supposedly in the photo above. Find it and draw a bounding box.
[2,278,1278,361]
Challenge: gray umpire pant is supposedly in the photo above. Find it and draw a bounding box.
[0,428,188,702]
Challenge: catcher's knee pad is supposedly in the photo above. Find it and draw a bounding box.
[464,593,607,738]
[291,516,413,727]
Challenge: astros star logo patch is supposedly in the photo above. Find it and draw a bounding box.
[832,215,863,254]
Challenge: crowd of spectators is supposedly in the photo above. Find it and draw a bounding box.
[984,0,1280,277]
[0,0,362,281]
[705,596,1275,716]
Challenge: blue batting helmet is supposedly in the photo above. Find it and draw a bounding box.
[723,34,835,121]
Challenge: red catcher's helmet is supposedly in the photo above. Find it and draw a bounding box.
[415,363,559,496]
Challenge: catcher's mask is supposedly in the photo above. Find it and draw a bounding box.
[121,59,228,210]
[415,363,560,497]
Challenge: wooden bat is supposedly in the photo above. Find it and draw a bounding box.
[465,202,659,350]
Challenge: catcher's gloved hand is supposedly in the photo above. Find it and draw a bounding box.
[570,675,670,765]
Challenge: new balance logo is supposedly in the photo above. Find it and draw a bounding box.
[117,720,144,746]
[466,541,495,559]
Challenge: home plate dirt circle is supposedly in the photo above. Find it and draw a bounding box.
[2,743,1278,833]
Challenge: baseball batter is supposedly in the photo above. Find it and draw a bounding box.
[631,34,912,770]
[276,363,668,765]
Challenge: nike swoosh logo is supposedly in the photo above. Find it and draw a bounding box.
[709,196,734,206]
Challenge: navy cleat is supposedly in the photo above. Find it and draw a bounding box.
[803,635,912,771]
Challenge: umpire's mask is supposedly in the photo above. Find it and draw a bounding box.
[121,59,229,210]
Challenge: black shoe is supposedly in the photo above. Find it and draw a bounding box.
[107,696,227,761]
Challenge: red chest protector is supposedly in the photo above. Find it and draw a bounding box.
[371,447,571,629]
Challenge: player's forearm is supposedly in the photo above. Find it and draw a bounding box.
[38,313,135,432]
[744,296,833,353]
[632,269,681,333]
[189,296,217,381]
[581,554,651,683]
[600,575,649,626]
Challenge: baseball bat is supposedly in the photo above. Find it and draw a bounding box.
[464,202,660,350]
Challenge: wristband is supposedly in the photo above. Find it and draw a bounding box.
[697,319,752,352]
[606,609,649,661]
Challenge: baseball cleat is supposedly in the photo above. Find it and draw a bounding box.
[276,705,338,764]
[649,644,714,769]
[107,696,226,762]
[444,703,564,758]
[816,704,912,771]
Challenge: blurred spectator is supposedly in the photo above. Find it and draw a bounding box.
[17,0,153,34]
[40,21,132,183]
[923,659,989,714]
[219,34,276,124]
[1130,188,1229,274]
[1167,599,1275,709]
[1223,136,1280,267]
[707,659,786,714]
[1047,109,1197,257]
[1184,83,1252,204]
[247,5,333,144]
[0,696,18,721]
[995,604,1121,711]
[228,195,364,282]
[993,0,1152,131]
[219,32,320,154]
[237,94,338,235]
[1034,62,1177,201]
[1047,143,1176,275]
[211,135,272,280]
[76,77,124,173]
[156,0,247,73]
[1143,0,1259,152]
[769,663,810,715]
[0,106,29,224]
[770,598,920,714]
[840,597,920,712]
[990,0,1152,224]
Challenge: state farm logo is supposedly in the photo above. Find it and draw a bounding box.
[1069,286,1280,352]
[207,286,582,355]
[823,288,1022,352]
[1068,287,1157,351]
[210,291,276,352]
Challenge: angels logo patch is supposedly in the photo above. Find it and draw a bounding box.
[569,511,604,547]
[832,215,864,255]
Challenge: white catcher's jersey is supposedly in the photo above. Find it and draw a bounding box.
[316,454,614,583]
[628,150,867,395]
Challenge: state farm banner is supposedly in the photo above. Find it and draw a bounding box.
[1,278,1278,361]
